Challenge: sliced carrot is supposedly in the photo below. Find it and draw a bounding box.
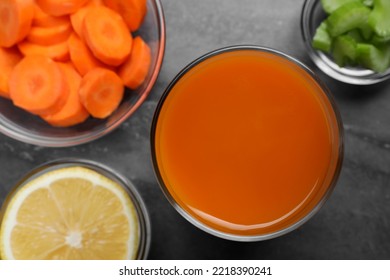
[0,47,23,99]
[82,5,132,66]
[36,0,89,16]
[32,4,69,27]
[118,36,151,90]
[68,33,106,76]
[70,0,102,38]
[9,55,69,115]
[78,68,124,119]
[18,40,70,61]
[41,63,89,127]
[103,0,147,32]
[0,0,35,47]
[27,21,72,45]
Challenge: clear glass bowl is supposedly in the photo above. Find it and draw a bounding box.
[151,45,344,241]
[0,158,151,260]
[0,0,165,147]
[301,0,390,85]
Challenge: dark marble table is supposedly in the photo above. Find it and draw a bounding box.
[1,0,390,259]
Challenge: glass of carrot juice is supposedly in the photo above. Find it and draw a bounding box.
[151,46,343,241]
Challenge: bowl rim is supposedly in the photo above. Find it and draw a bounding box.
[150,45,344,242]
[0,158,151,260]
[300,0,390,85]
[0,0,166,147]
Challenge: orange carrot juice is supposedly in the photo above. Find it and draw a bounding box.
[152,47,342,239]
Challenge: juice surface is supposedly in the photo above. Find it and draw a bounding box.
[154,49,340,236]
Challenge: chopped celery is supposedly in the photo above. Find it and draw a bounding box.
[312,0,390,73]
[359,22,374,40]
[312,21,332,52]
[320,0,360,14]
[347,29,364,42]
[333,35,356,67]
[368,0,390,37]
[327,2,371,37]
[333,35,358,67]
[356,43,390,72]
[372,34,390,45]
[362,0,373,7]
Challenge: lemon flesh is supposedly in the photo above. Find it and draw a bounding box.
[0,166,139,260]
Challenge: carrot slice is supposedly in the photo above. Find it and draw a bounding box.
[32,4,69,27]
[0,47,23,99]
[36,0,89,16]
[68,33,106,76]
[103,0,147,32]
[18,40,70,61]
[41,63,89,127]
[118,36,151,90]
[9,55,69,115]
[0,0,35,47]
[82,6,132,66]
[27,21,72,45]
[79,68,124,119]
[70,0,102,38]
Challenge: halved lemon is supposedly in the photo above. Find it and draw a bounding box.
[0,166,139,260]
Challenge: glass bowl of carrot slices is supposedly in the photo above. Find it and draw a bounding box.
[301,0,390,85]
[0,0,165,147]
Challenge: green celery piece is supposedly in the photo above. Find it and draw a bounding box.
[359,24,374,41]
[320,0,360,14]
[356,43,390,72]
[362,0,373,7]
[333,44,347,67]
[359,22,374,40]
[327,2,371,37]
[332,35,358,67]
[348,29,364,42]
[372,33,390,44]
[368,0,390,37]
[312,21,332,52]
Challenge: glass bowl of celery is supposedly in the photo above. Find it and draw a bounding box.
[301,0,390,85]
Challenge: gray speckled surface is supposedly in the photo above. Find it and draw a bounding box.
[1,0,390,259]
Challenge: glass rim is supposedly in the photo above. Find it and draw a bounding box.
[0,158,151,259]
[0,0,166,148]
[300,0,390,85]
[150,45,345,242]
